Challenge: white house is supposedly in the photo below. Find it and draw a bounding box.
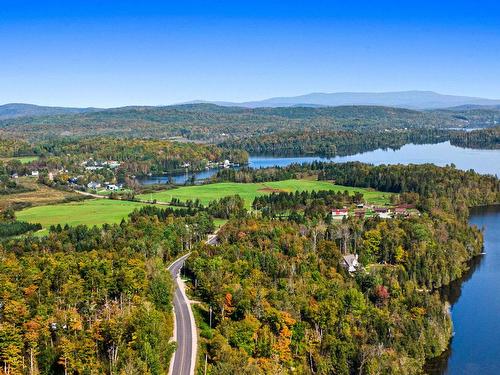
[341,254,360,273]
[106,160,121,168]
[31,170,39,177]
[106,184,121,191]
[87,181,101,189]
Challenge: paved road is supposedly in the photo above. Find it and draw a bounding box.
[168,253,196,375]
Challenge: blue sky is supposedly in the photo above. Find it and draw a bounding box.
[1,0,500,107]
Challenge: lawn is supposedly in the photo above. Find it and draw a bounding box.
[16,199,156,230]
[0,156,39,164]
[137,179,392,208]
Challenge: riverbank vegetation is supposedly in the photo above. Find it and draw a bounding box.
[221,129,450,156]
[449,126,500,150]
[222,128,500,157]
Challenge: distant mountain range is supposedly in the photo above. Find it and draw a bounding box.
[186,91,500,110]
[0,103,100,120]
[2,91,500,121]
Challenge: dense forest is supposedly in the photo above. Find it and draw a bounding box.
[221,128,500,157]
[221,129,451,156]
[0,140,34,158]
[449,126,500,149]
[0,207,214,374]
[0,104,474,142]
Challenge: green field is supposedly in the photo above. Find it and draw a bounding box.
[138,179,392,208]
[0,156,39,164]
[17,199,155,230]
[16,180,391,234]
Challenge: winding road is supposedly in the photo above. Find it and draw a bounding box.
[168,253,197,375]
[167,229,220,375]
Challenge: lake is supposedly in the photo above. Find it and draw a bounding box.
[249,141,500,176]
[138,141,500,185]
[426,206,500,375]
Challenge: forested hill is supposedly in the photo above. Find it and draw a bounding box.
[0,103,99,120]
[0,104,474,141]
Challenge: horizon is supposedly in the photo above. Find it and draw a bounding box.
[2,89,500,109]
[2,1,500,107]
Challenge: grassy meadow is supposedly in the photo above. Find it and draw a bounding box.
[138,179,392,208]
[16,199,156,230]
[15,179,391,234]
[0,177,79,210]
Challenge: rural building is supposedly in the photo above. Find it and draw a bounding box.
[105,160,121,168]
[341,254,360,273]
[87,181,101,189]
[31,170,39,177]
[374,207,392,219]
[106,184,121,191]
[85,166,103,171]
[331,208,349,220]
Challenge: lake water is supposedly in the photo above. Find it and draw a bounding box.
[426,206,500,375]
[138,142,500,185]
[249,142,500,176]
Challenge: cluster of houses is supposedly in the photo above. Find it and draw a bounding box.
[87,181,123,191]
[10,170,40,179]
[332,204,419,220]
[11,170,63,180]
[82,159,121,171]
[205,160,240,170]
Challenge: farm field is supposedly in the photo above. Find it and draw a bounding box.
[137,179,392,208]
[0,177,79,210]
[16,199,157,230]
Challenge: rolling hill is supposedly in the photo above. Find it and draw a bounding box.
[0,104,466,141]
[188,90,500,109]
[0,103,100,120]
